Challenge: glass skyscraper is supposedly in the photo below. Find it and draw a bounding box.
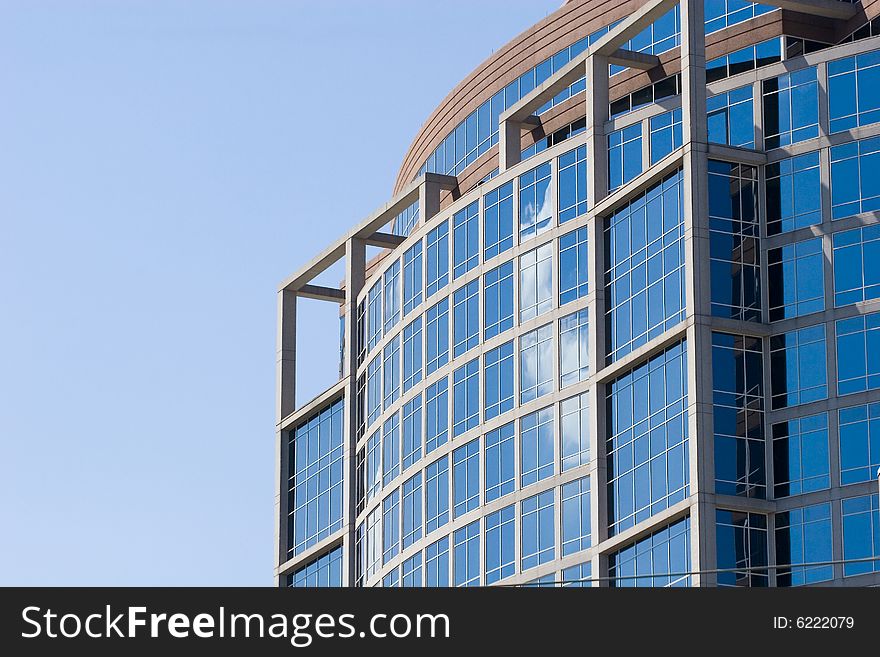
[276,0,880,588]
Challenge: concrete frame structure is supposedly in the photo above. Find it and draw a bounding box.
[277,0,880,587]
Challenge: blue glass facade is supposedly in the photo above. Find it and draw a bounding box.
[606,341,688,535]
[765,151,821,235]
[288,399,344,559]
[284,7,880,590]
[605,170,685,363]
[609,517,691,587]
[708,160,760,321]
[713,332,765,498]
[768,237,824,321]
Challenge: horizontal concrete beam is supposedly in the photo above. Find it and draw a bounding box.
[591,0,677,56]
[501,0,673,123]
[365,232,406,249]
[297,284,345,303]
[279,172,456,292]
[707,143,767,166]
[609,49,661,70]
[758,0,857,20]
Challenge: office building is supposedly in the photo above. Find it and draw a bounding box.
[276,0,880,587]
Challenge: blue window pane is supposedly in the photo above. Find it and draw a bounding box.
[402,317,423,393]
[768,237,824,321]
[426,220,449,297]
[453,520,480,586]
[561,561,592,587]
[453,438,480,518]
[558,145,587,223]
[484,182,514,260]
[561,392,590,471]
[425,298,448,376]
[402,241,423,316]
[521,490,555,571]
[288,545,343,587]
[383,260,401,333]
[650,107,682,164]
[707,85,754,148]
[607,341,689,535]
[763,66,819,149]
[709,160,761,321]
[713,332,765,498]
[453,201,479,279]
[425,536,449,586]
[521,406,554,486]
[769,325,828,409]
[520,242,553,322]
[608,123,643,192]
[485,422,516,502]
[401,552,422,587]
[402,394,422,471]
[366,355,381,427]
[367,280,382,352]
[452,358,479,437]
[829,50,880,134]
[716,509,768,587]
[484,261,514,340]
[836,312,880,395]
[485,504,515,584]
[766,151,821,235]
[609,517,691,587]
[833,224,880,306]
[772,412,830,497]
[841,494,880,577]
[382,334,400,409]
[519,162,552,241]
[484,340,514,420]
[453,280,479,357]
[382,489,400,564]
[520,323,554,404]
[561,477,591,556]
[606,169,686,362]
[559,227,589,305]
[776,503,833,586]
[560,309,589,388]
[425,377,448,454]
[288,400,344,558]
[382,413,400,486]
[839,402,880,485]
[425,456,449,534]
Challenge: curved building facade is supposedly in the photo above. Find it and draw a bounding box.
[276,0,880,587]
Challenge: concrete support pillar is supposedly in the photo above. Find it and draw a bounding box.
[274,288,297,585]
[680,0,716,586]
[499,119,523,172]
[585,52,610,584]
[585,55,609,208]
[420,178,443,223]
[276,289,298,421]
[343,237,366,585]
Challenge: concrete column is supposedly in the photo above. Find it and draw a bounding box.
[585,56,609,207]
[641,117,652,167]
[274,426,288,587]
[584,51,610,584]
[343,237,367,585]
[420,178,443,223]
[275,288,297,584]
[680,0,716,586]
[500,120,523,172]
[276,289,297,421]
[588,380,608,585]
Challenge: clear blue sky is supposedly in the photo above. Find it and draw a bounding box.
[0,0,560,585]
